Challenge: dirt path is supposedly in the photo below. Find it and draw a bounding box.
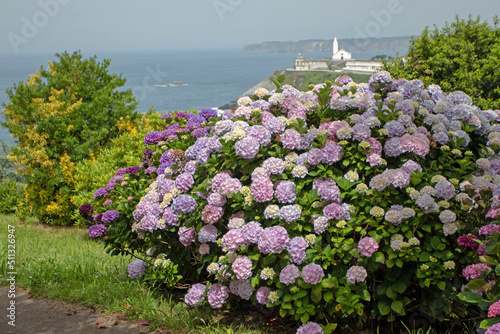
[0,286,163,334]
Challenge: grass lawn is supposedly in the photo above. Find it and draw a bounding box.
[0,214,283,333]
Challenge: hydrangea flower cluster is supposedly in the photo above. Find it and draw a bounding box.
[85,71,500,332]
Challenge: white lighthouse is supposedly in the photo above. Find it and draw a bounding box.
[332,36,352,61]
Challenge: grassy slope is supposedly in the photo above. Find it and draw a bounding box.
[0,215,269,333]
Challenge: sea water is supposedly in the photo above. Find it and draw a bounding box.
[0,49,392,144]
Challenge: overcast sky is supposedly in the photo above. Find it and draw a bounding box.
[0,0,499,54]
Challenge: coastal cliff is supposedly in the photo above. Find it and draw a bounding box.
[242,36,410,53]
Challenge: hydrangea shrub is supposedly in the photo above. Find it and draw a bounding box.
[83,72,500,333]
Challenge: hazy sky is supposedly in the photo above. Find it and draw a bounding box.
[0,0,499,54]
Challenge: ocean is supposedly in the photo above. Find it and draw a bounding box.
[0,49,392,145]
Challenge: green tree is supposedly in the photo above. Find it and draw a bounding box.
[384,15,500,109]
[1,51,138,224]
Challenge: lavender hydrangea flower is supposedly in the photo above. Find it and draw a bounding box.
[162,207,178,226]
[207,192,227,207]
[416,195,439,214]
[280,129,301,150]
[88,224,107,238]
[313,178,340,202]
[198,224,218,243]
[486,323,500,334]
[346,265,368,284]
[296,322,324,334]
[402,160,422,173]
[94,187,109,199]
[263,157,285,175]
[369,70,393,92]
[178,227,195,246]
[128,259,146,279]
[323,203,351,220]
[236,279,254,300]
[384,120,406,137]
[384,137,403,157]
[207,284,230,309]
[352,124,371,141]
[275,181,297,204]
[234,137,260,159]
[251,177,274,202]
[175,173,194,192]
[264,116,286,134]
[247,125,271,146]
[479,224,500,236]
[210,172,232,193]
[301,263,325,284]
[258,226,290,254]
[358,237,379,257]
[313,216,329,234]
[434,180,456,201]
[256,287,271,305]
[439,210,457,224]
[220,178,242,195]
[172,195,198,215]
[288,237,308,264]
[279,264,300,285]
[241,221,263,244]
[278,205,302,222]
[199,108,218,120]
[323,144,343,164]
[102,209,120,223]
[185,283,206,307]
[232,256,253,280]
[222,229,247,251]
[462,263,491,280]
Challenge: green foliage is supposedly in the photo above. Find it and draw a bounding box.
[0,179,24,214]
[384,15,500,109]
[1,51,138,225]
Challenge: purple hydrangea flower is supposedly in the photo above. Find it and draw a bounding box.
[94,187,109,199]
[102,209,120,223]
[369,70,393,92]
[79,203,94,215]
[352,124,371,141]
[307,148,325,165]
[247,125,271,146]
[210,172,232,193]
[198,224,218,243]
[346,265,368,284]
[263,157,285,175]
[288,237,308,264]
[222,229,247,251]
[251,177,274,202]
[434,180,456,201]
[486,323,500,334]
[279,264,300,285]
[88,224,107,238]
[128,259,146,279]
[207,284,230,309]
[275,181,297,204]
[297,322,324,334]
[144,131,162,145]
[313,216,329,234]
[301,263,325,284]
[232,256,253,280]
[358,237,379,257]
[462,263,491,280]
[185,283,206,307]
[178,227,195,246]
[220,178,242,195]
[278,205,302,222]
[323,203,350,220]
[199,108,218,120]
[383,120,406,137]
[126,165,141,175]
[384,137,403,157]
[479,224,500,236]
[162,207,178,226]
[201,205,224,224]
[264,117,286,134]
[175,173,194,192]
[241,221,263,244]
[207,192,227,207]
[313,178,340,202]
[416,195,439,214]
[258,226,290,254]
[323,144,343,164]
[234,137,260,159]
[172,195,198,215]
[280,129,301,150]
[256,286,271,305]
[402,160,422,173]
[401,133,430,156]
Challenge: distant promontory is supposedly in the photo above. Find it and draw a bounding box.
[241,36,411,53]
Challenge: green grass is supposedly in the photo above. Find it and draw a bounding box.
[0,214,270,333]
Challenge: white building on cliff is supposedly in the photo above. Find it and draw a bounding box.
[291,36,382,73]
